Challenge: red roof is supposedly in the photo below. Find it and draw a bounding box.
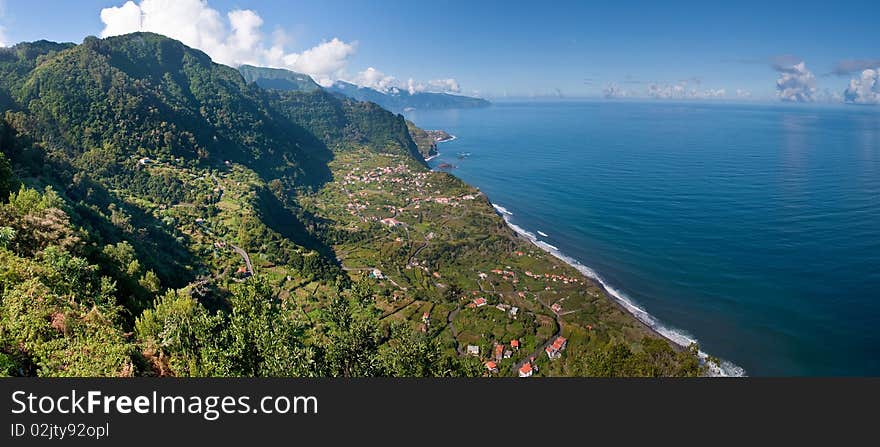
[474,298,487,305]
[551,336,567,350]
[519,363,532,374]
[511,339,520,348]
[485,361,497,370]
[494,345,504,356]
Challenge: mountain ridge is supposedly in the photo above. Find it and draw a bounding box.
[236,64,490,113]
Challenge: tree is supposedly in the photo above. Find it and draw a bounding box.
[0,152,13,201]
[225,279,315,377]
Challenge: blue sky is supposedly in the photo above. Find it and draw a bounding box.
[0,0,878,101]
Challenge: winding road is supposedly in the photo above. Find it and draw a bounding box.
[230,244,254,276]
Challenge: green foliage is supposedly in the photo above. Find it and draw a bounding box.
[0,248,135,377]
[320,294,382,377]
[224,279,315,377]
[379,325,483,377]
[0,32,704,378]
[134,290,227,376]
[0,152,13,199]
[577,338,705,377]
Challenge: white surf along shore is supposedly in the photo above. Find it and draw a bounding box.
[491,203,746,377]
[422,134,457,162]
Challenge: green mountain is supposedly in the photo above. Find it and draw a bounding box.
[327,80,491,113]
[0,33,703,377]
[236,65,491,113]
[238,64,322,93]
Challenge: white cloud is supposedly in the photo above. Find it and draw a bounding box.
[99,0,356,86]
[844,68,880,105]
[0,25,6,47]
[353,67,397,92]
[427,78,461,94]
[99,0,466,94]
[406,78,426,95]
[735,89,752,98]
[774,60,816,102]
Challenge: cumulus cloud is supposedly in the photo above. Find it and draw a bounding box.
[353,67,397,92]
[774,60,816,102]
[99,0,356,86]
[406,78,426,95]
[844,68,880,104]
[427,78,461,94]
[99,0,464,93]
[402,78,460,95]
[736,89,752,98]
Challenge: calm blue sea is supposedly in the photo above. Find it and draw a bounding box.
[406,101,880,376]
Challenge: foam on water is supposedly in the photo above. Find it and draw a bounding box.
[495,202,746,377]
[492,204,514,216]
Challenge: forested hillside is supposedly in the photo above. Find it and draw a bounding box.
[0,33,704,377]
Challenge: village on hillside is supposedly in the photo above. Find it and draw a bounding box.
[298,151,649,377]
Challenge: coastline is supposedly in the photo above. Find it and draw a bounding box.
[422,134,457,162]
[490,202,746,377]
[422,129,742,376]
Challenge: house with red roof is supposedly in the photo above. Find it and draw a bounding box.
[494,344,504,361]
[511,339,520,350]
[518,362,534,378]
[473,297,487,307]
[545,336,568,360]
[485,361,499,374]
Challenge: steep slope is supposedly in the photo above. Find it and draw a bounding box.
[238,64,322,93]
[0,32,703,377]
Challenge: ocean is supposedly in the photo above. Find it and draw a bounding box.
[406,100,880,376]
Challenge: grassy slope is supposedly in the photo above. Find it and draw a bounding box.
[300,150,664,376]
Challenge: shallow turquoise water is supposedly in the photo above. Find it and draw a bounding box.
[407,101,880,376]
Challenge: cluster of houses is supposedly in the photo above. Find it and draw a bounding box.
[524,270,582,285]
[339,159,483,225]
[480,335,567,377]
[490,268,518,283]
[483,339,522,374]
